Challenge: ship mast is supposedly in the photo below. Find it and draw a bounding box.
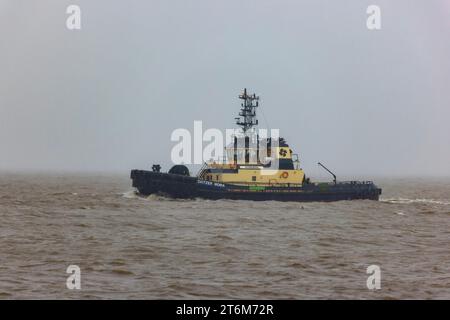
[235,88,259,133]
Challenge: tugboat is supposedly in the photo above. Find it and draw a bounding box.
[131,89,381,202]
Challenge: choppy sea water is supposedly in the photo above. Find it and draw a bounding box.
[0,173,449,299]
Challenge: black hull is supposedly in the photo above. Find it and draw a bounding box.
[131,170,381,202]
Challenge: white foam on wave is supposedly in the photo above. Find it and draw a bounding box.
[145,194,168,201]
[381,198,450,205]
[121,190,174,201]
[122,190,139,199]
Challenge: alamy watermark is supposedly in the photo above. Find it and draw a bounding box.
[366,265,381,290]
[66,5,81,30]
[366,5,381,30]
[170,121,281,172]
[66,265,81,290]
[63,5,380,31]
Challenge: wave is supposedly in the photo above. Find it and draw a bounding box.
[122,190,186,202]
[381,198,450,205]
[145,194,171,201]
[122,190,139,199]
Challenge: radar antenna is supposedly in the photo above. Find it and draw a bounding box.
[236,88,259,133]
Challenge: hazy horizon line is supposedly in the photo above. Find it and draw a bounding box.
[1,168,450,180]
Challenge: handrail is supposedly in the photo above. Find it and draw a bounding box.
[314,180,374,185]
[196,162,208,179]
[197,179,302,187]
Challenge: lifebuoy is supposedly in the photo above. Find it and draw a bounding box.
[281,171,289,179]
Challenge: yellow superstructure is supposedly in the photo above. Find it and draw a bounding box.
[200,145,305,186]
[208,168,304,185]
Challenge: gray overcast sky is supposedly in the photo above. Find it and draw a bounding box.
[0,0,449,178]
